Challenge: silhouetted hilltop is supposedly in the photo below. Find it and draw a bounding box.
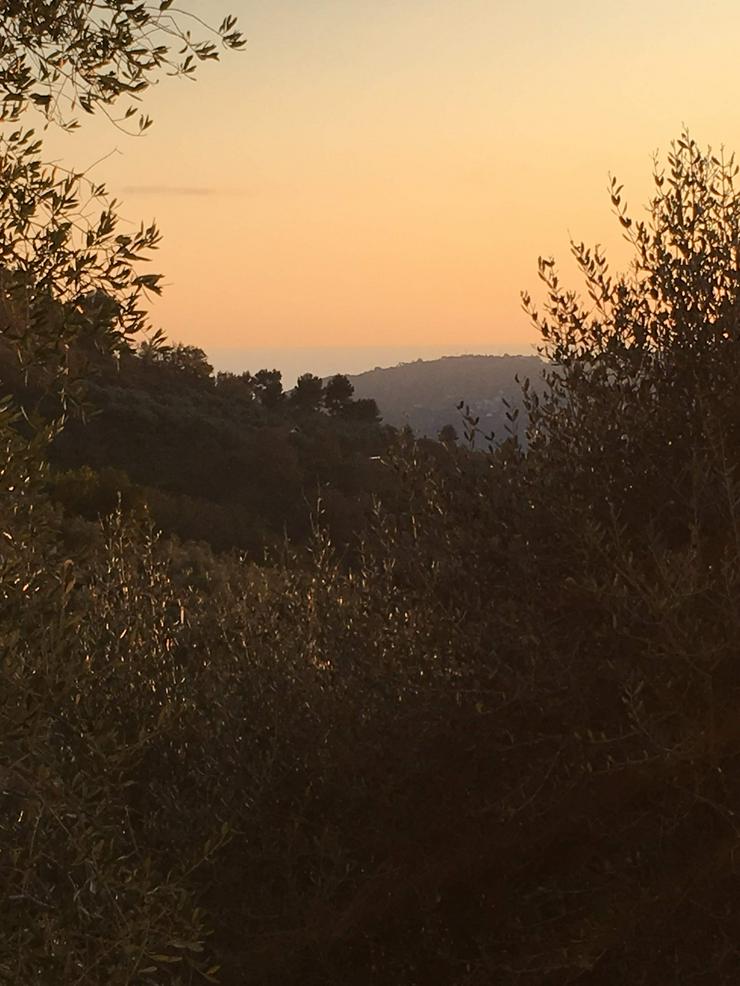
[347,353,544,439]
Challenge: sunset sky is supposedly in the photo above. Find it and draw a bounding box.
[42,0,740,377]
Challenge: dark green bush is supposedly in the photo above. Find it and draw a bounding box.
[6,132,740,985]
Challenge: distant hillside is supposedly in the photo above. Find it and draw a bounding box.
[347,353,545,440]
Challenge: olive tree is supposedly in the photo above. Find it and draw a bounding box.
[0,1,245,132]
[0,2,244,400]
[522,131,740,542]
[0,7,248,983]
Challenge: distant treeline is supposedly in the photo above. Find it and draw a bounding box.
[1,336,483,557]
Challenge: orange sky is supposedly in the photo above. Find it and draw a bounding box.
[41,0,740,360]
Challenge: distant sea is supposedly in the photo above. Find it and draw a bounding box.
[208,344,534,389]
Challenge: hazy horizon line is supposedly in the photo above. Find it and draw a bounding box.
[205,342,537,388]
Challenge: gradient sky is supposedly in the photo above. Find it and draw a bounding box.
[41,0,740,361]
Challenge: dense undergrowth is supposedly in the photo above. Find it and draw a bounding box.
[4,135,740,984]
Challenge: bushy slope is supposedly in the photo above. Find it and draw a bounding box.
[28,350,397,556]
[5,134,740,985]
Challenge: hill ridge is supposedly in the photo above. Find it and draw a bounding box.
[343,352,544,438]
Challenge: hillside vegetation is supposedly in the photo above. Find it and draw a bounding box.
[2,21,740,981]
[5,131,740,985]
[3,343,537,559]
[43,348,394,557]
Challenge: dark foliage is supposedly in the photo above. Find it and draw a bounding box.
[0,0,244,131]
[5,82,740,986]
[24,346,399,556]
[324,372,355,413]
[290,372,324,412]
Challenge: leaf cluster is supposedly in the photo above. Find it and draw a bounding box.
[0,0,245,132]
[0,126,161,405]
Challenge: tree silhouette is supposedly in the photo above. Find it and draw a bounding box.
[0,2,245,131]
[253,368,284,409]
[0,3,244,400]
[324,373,354,414]
[215,370,256,403]
[291,373,324,412]
[165,344,213,381]
[341,396,381,423]
[522,129,740,543]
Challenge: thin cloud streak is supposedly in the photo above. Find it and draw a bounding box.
[122,185,219,196]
